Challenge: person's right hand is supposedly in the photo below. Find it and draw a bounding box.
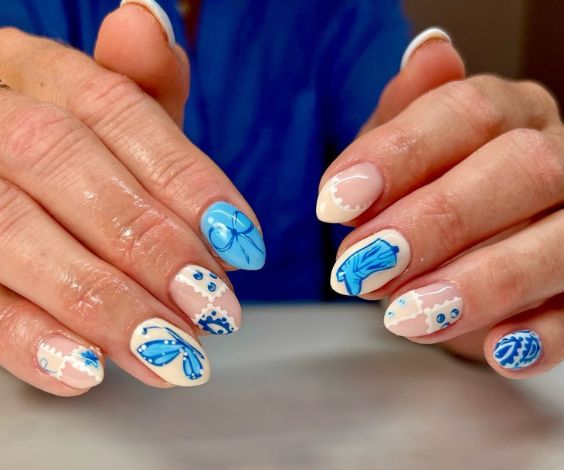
[0,0,266,396]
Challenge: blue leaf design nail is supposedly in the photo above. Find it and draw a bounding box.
[494,329,542,370]
[78,349,101,369]
[336,238,399,295]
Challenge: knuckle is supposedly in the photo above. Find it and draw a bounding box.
[484,250,530,311]
[518,80,561,123]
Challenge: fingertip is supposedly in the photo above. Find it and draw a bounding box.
[400,27,452,70]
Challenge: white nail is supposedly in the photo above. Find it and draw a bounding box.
[120,0,176,47]
[400,27,451,70]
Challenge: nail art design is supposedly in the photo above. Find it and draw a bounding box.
[316,163,384,223]
[201,201,266,270]
[331,229,410,296]
[130,318,210,386]
[120,0,176,46]
[37,336,103,389]
[384,283,462,337]
[494,330,542,370]
[170,265,240,335]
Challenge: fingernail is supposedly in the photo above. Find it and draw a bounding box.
[493,329,542,370]
[120,0,175,47]
[384,282,462,337]
[170,264,241,335]
[316,163,384,223]
[331,229,410,296]
[401,27,451,70]
[131,318,210,386]
[201,201,266,270]
[37,336,104,389]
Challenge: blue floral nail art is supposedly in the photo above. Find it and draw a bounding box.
[200,201,266,270]
[494,329,542,370]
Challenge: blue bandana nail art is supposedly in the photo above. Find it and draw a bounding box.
[200,201,266,270]
[493,329,542,370]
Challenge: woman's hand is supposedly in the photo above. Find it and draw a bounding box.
[318,28,564,378]
[0,1,265,396]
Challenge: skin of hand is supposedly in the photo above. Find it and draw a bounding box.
[318,28,564,379]
[0,1,266,396]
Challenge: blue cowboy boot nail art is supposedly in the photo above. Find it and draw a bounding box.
[200,201,266,270]
[493,329,542,370]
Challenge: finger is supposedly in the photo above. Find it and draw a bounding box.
[316,75,561,224]
[95,0,189,126]
[0,285,104,396]
[0,179,210,387]
[331,125,564,297]
[485,295,564,378]
[382,210,564,345]
[0,89,241,336]
[360,27,465,131]
[0,28,265,271]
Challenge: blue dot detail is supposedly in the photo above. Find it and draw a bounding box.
[451,308,459,318]
[437,313,446,323]
[208,282,217,292]
[193,271,204,280]
[209,272,218,279]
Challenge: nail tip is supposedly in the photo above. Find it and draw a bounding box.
[400,26,452,70]
[121,0,176,47]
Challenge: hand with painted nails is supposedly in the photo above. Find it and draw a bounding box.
[0,0,266,396]
[318,27,564,378]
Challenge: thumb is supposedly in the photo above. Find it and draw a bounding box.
[94,0,190,127]
[361,27,465,133]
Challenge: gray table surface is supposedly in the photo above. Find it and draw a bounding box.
[0,304,563,470]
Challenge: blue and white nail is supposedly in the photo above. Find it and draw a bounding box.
[130,318,210,386]
[331,229,411,296]
[200,201,266,270]
[493,329,542,370]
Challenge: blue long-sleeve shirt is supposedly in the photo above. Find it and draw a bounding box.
[0,0,409,301]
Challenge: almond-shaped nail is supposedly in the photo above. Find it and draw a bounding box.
[317,162,384,223]
[131,318,210,387]
[170,264,241,335]
[331,229,410,296]
[384,283,463,337]
[120,0,175,47]
[37,336,104,389]
[493,329,542,370]
[401,27,451,70]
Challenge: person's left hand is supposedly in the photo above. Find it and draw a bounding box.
[317,28,564,378]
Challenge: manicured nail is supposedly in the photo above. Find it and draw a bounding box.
[37,336,103,389]
[493,329,542,370]
[384,283,462,337]
[170,264,241,335]
[316,163,384,223]
[400,27,451,70]
[131,318,210,386]
[120,0,175,47]
[331,229,410,296]
[201,201,266,270]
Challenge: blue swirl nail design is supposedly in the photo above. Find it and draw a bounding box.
[335,238,399,295]
[201,201,266,270]
[494,329,542,370]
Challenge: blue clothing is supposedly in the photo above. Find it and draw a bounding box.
[0,0,409,301]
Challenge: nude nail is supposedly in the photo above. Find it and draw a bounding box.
[400,27,452,70]
[170,264,241,335]
[120,0,176,47]
[317,163,384,223]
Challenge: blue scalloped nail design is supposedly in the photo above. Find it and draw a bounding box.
[200,201,266,270]
[493,329,542,370]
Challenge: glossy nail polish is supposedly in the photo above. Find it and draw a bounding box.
[120,0,175,46]
[401,27,451,70]
[131,318,210,386]
[170,264,241,335]
[316,163,384,223]
[384,283,462,337]
[200,201,266,270]
[331,229,410,296]
[37,336,103,389]
[493,329,542,370]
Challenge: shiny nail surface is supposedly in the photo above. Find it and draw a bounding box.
[384,283,462,337]
[493,329,542,370]
[400,27,451,70]
[131,318,210,386]
[170,264,240,335]
[316,163,384,223]
[201,201,266,270]
[331,229,410,296]
[37,336,103,389]
[120,0,175,46]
